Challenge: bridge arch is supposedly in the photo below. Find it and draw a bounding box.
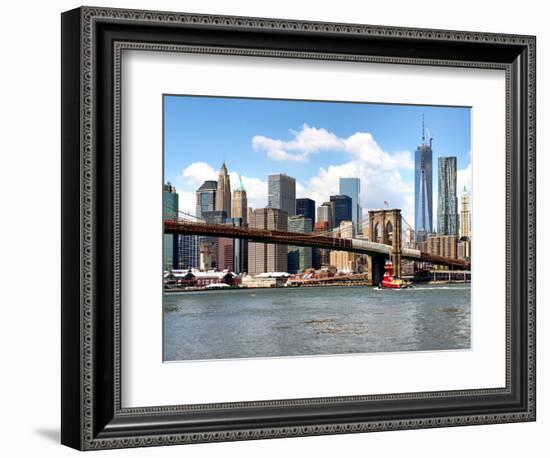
[368,208,402,279]
[374,223,381,243]
[386,221,393,245]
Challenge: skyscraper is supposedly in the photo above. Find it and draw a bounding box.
[191,180,218,269]
[231,217,247,274]
[215,162,231,218]
[231,176,248,273]
[216,237,234,272]
[268,173,296,216]
[248,208,288,274]
[459,186,472,239]
[339,178,362,234]
[287,215,313,274]
[202,210,228,270]
[176,234,204,269]
[414,118,433,242]
[296,198,315,227]
[231,175,248,224]
[317,202,334,229]
[195,180,217,218]
[437,156,459,236]
[330,195,352,228]
[163,183,179,270]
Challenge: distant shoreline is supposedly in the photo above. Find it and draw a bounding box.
[163,280,471,293]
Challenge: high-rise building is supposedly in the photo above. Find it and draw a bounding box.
[287,215,313,274]
[415,119,433,242]
[216,237,234,272]
[268,173,296,216]
[296,198,316,227]
[231,217,247,274]
[248,208,288,274]
[215,162,231,218]
[195,180,217,218]
[339,177,362,234]
[459,186,472,239]
[329,195,352,228]
[437,156,459,236]
[317,202,334,229]
[163,183,179,270]
[231,175,248,224]
[190,180,217,270]
[163,182,179,219]
[175,234,204,269]
[202,210,227,270]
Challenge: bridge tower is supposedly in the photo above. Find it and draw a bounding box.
[368,209,402,284]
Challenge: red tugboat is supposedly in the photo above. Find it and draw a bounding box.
[379,260,412,289]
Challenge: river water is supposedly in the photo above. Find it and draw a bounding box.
[163,285,471,361]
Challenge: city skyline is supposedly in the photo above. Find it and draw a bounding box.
[164,95,471,228]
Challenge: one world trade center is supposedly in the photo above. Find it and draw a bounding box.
[414,117,433,242]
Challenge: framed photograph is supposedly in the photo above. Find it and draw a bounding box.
[61,6,536,450]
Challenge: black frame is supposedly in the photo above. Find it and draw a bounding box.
[61,6,536,450]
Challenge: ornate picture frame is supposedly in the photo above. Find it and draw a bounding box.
[61,6,536,450]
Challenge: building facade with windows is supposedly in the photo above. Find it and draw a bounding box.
[329,194,352,228]
[287,215,313,274]
[437,156,459,236]
[414,128,433,241]
[296,198,315,227]
[339,177,362,234]
[268,173,296,217]
[317,202,334,229]
[195,180,217,218]
[459,186,472,239]
[175,234,205,270]
[418,234,458,259]
[248,208,288,275]
[215,162,231,218]
[163,183,179,270]
[231,176,248,224]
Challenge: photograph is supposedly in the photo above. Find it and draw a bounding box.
[55,3,537,452]
[162,95,472,361]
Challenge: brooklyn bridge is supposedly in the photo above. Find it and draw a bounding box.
[164,208,469,286]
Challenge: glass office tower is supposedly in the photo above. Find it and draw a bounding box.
[414,128,433,242]
[339,177,361,234]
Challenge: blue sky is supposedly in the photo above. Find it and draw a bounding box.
[164,95,471,226]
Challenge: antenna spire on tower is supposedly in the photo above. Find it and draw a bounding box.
[422,114,425,144]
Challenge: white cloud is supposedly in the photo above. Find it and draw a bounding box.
[177,191,196,216]
[343,133,413,170]
[229,171,267,210]
[180,162,217,188]
[175,125,469,232]
[457,163,472,196]
[254,124,415,225]
[252,124,343,162]
[252,124,414,171]
[300,161,415,227]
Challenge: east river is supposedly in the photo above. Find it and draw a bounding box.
[163,285,471,361]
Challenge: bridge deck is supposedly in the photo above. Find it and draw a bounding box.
[164,220,470,269]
